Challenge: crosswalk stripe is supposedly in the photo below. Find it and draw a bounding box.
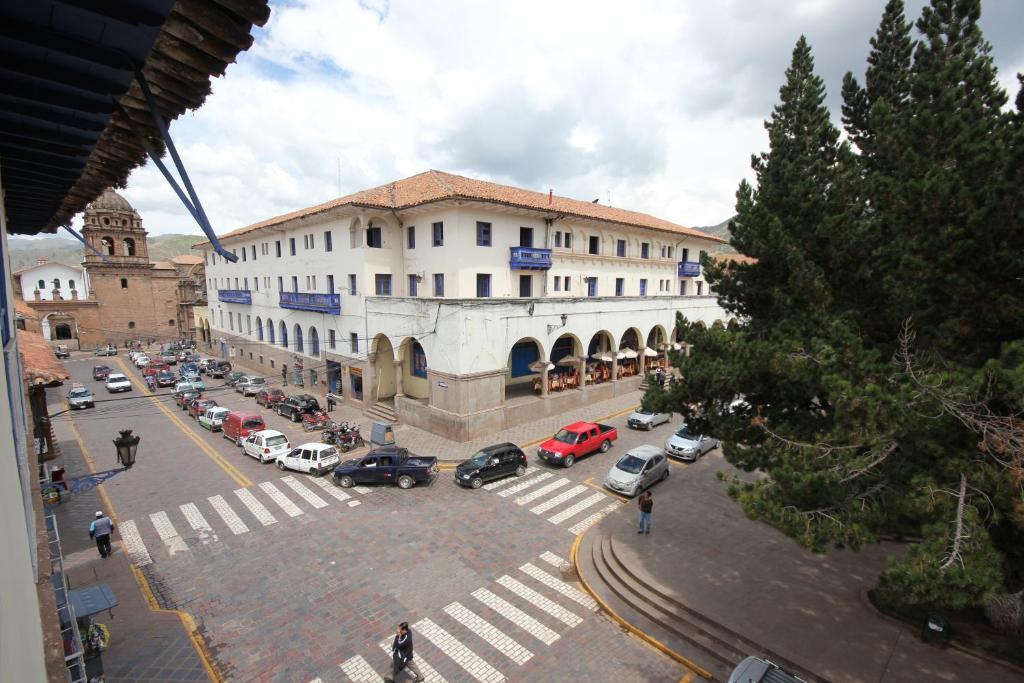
[353,486,372,494]
[496,472,552,498]
[234,488,277,526]
[150,511,188,556]
[538,551,570,571]
[281,475,328,508]
[118,520,152,567]
[377,639,448,682]
[443,602,532,665]
[414,617,504,683]
[519,563,598,611]
[495,576,582,627]
[529,485,588,514]
[208,495,249,534]
[547,491,606,524]
[482,467,538,490]
[309,475,352,502]
[180,503,218,545]
[470,588,560,645]
[514,478,570,505]
[339,654,384,682]
[567,502,621,535]
[259,481,303,517]
[309,678,323,683]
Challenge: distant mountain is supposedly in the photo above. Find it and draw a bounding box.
[694,216,736,252]
[8,233,202,271]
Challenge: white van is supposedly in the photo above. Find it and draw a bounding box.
[199,406,231,431]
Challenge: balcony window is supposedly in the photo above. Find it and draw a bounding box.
[616,240,626,257]
[375,274,392,296]
[348,274,356,295]
[408,274,418,297]
[588,235,600,255]
[328,329,336,350]
[564,233,572,249]
[407,225,416,249]
[251,245,256,260]
[327,274,334,293]
[641,242,650,259]
[234,277,239,289]
[564,276,571,291]
[681,248,689,262]
[553,277,561,292]
[242,246,247,262]
[291,276,298,293]
[554,231,562,247]
[289,237,296,256]
[243,277,248,290]
[615,278,624,296]
[667,246,674,259]
[520,227,533,247]
[367,227,382,248]
[254,278,259,292]
[697,281,704,296]
[277,276,283,291]
[476,273,491,298]
[350,333,359,353]
[519,275,532,297]
[276,240,282,257]
[308,234,315,249]
[432,222,444,247]
[640,279,647,296]
[433,273,444,296]
[324,231,333,252]
[586,277,597,297]
[477,221,492,246]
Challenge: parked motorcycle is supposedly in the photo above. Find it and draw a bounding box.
[301,409,331,432]
[322,421,364,451]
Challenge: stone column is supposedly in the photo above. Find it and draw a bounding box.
[540,366,549,397]
[577,358,587,388]
[366,353,377,401]
[394,359,404,397]
[639,351,646,375]
[611,355,619,382]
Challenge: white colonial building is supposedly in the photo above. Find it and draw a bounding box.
[197,170,730,440]
[15,259,87,303]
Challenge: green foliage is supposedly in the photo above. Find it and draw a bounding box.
[652,0,1024,613]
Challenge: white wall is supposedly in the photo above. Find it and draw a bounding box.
[18,262,86,301]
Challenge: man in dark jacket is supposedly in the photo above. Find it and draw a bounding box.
[638,490,653,534]
[89,510,115,557]
[385,622,423,682]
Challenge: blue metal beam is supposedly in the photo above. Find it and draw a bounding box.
[62,224,109,262]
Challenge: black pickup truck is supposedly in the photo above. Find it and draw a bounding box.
[331,446,438,489]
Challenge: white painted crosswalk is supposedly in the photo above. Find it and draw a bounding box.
[234,487,277,526]
[443,602,533,665]
[376,638,449,682]
[180,503,217,545]
[150,511,188,556]
[480,470,623,534]
[513,478,569,505]
[495,575,582,627]
[309,475,351,503]
[528,484,587,514]
[496,471,552,498]
[415,617,505,683]
[518,563,597,611]
[118,520,152,567]
[209,494,249,535]
[470,588,560,646]
[340,654,383,682]
[547,491,606,524]
[482,466,537,490]
[259,481,304,517]
[281,475,328,509]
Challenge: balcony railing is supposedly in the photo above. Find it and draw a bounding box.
[279,291,341,314]
[218,289,252,304]
[677,261,701,277]
[510,246,552,270]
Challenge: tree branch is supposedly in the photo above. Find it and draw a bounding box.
[940,473,969,570]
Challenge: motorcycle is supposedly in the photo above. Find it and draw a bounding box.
[322,421,364,451]
[301,409,331,432]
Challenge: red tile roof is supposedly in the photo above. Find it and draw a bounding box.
[18,330,69,387]
[195,170,725,247]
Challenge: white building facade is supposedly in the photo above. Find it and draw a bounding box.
[16,260,88,302]
[198,171,730,440]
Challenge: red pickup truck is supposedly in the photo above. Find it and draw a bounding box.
[537,421,618,467]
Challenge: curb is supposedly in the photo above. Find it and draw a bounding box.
[570,517,713,679]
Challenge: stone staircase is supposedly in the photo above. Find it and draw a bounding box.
[576,529,824,683]
[363,399,398,425]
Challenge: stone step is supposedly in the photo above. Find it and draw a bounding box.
[364,401,398,424]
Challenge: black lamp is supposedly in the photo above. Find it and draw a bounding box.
[113,429,140,469]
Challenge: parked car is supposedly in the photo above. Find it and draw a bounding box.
[223,370,246,386]
[67,384,95,410]
[143,364,162,377]
[175,390,202,409]
[54,345,70,359]
[729,658,806,683]
[537,421,618,467]
[332,446,439,489]
[275,394,320,422]
[156,370,177,387]
[180,369,201,384]
[189,398,218,419]
[198,358,213,374]
[627,408,671,430]
[604,445,669,497]
[222,411,266,446]
[199,406,231,431]
[237,376,267,396]
[94,344,117,356]
[105,373,132,393]
[208,360,232,378]
[664,424,720,461]
[255,387,286,407]
[173,381,201,395]
[276,442,340,475]
[180,362,200,376]
[455,443,528,489]
[160,352,177,365]
[242,429,291,464]
[134,354,150,368]
[92,365,111,381]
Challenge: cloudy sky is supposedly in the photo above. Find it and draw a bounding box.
[98,0,1024,236]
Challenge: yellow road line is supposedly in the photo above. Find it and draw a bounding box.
[64,400,222,682]
[570,523,713,680]
[113,358,251,488]
[679,673,695,683]
[583,476,631,502]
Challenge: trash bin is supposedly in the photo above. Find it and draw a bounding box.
[370,421,395,448]
[922,613,951,645]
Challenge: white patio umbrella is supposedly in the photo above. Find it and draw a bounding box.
[529,360,555,372]
[615,351,626,360]
[670,341,683,350]
[643,347,659,357]
[557,355,582,366]
[590,353,613,362]
[622,348,639,359]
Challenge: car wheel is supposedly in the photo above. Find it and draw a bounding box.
[291,411,300,423]
[564,455,575,468]
[276,460,286,471]
[397,475,414,490]
[235,437,242,447]
[470,477,483,489]
[600,439,611,453]
[515,465,527,476]
[662,469,669,481]
[337,475,354,488]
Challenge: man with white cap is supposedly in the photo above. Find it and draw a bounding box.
[89,510,115,558]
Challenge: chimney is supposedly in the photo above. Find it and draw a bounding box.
[548,189,553,205]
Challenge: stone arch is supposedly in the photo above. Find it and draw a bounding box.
[293,324,304,353]
[371,334,396,400]
[100,236,114,255]
[279,320,288,349]
[349,217,362,249]
[256,317,263,341]
[618,327,642,352]
[398,337,429,400]
[549,333,582,365]
[587,330,615,358]
[309,326,319,356]
[647,325,668,350]
[506,337,545,398]
[123,237,136,256]
[712,320,726,329]
[266,317,275,344]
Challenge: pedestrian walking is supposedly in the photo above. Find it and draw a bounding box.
[384,622,423,682]
[89,511,115,558]
[282,365,288,387]
[638,490,653,534]
[656,366,665,388]
[326,393,336,412]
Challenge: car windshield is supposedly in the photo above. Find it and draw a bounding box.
[467,451,491,467]
[616,455,647,474]
[94,366,108,372]
[249,378,265,385]
[266,435,288,447]
[70,389,89,398]
[109,375,125,381]
[553,429,576,444]
[674,425,698,439]
[242,419,264,429]
[635,410,653,416]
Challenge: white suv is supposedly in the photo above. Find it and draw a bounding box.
[242,430,291,463]
[276,442,340,476]
[105,373,132,393]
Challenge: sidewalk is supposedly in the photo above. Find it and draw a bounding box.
[577,452,1024,683]
[48,389,211,683]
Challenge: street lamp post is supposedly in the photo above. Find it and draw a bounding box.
[42,430,142,507]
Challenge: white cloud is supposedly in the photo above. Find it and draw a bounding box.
[109,0,1022,237]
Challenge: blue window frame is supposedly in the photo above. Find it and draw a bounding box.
[432,222,443,246]
[310,327,319,356]
[375,274,392,295]
[477,221,492,246]
[412,342,427,378]
[616,239,626,257]
[291,276,298,292]
[586,277,597,297]
[289,237,296,255]
[476,273,491,298]
[408,274,418,296]
[407,225,415,249]
[367,227,382,248]
[294,324,304,353]
[640,279,647,296]
[641,242,650,259]
[433,273,444,296]
[326,274,334,293]
[555,232,562,247]
[615,278,624,296]
[348,274,356,295]
[324,231,333,252]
